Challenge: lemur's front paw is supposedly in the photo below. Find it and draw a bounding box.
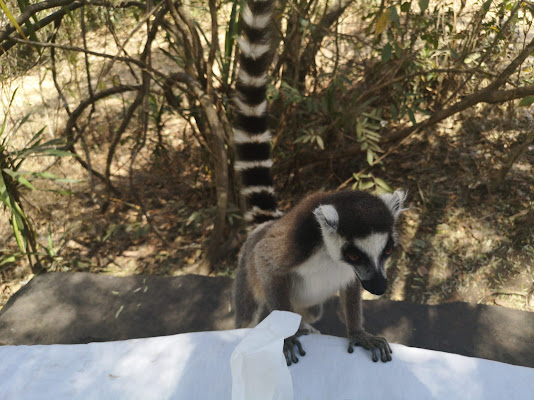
[348,331,392,362]
[283,329,308,366]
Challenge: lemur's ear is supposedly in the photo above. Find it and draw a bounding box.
[380,190,408,220]
[313,204,339,234]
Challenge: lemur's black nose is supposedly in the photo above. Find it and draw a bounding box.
[361,273,387,295]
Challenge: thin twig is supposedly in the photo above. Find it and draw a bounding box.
[99,0,165,79]
[444,3,522,105]
[5,37,166,80]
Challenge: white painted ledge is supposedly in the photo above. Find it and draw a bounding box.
[0,311,532,400]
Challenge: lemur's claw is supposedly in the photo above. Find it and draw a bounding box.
[348,331,392,362]
[283,329,308,366]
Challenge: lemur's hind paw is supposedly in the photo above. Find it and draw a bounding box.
[283,329,308,366]
[348,331,392,362]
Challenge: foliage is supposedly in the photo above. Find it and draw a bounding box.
[0,89,75,273]
[267,0,533,191]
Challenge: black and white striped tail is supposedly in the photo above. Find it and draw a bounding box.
[234,0,281,224]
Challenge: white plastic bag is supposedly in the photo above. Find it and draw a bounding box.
[230,311,301,400]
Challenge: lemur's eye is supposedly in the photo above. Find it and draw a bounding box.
[384,247,393,256]
[347,253,360,262]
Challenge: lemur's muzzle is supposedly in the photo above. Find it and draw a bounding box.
[361,273,387,296]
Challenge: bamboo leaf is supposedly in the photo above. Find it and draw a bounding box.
[42,149,75,157]
[223,0,239,84]
[0,254,17,267]
[11,212,26,252]
[25,127,46,148]
[33,171,81,183]
[0,173,14,210]
[16,0,39,44]
[1,88,19,140]
[47,225,55,257]
[0,0,27,39]
[2,169,37,190]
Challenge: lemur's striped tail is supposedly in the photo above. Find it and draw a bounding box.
[234,0,281,224]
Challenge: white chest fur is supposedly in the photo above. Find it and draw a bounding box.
[291,248,356,309]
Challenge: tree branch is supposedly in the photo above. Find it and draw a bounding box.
[0,1,147,55]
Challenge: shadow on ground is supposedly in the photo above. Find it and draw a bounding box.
[1,272,533,368]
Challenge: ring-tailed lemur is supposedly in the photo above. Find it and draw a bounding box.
[232,0,407,366]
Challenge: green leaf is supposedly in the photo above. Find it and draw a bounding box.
[316,136,324,150]
[400,2,411,12]
[418,0,429,13]
[45,189,75,195]
[518,95,534,107]
[42,149,74,157]
[0,0,27,39]
[375,177,393,192]
[368,142,384,153]
[356,119,363,137]
[375,10,389,34]
[34,172,81,184]
[381,43,393,63]
[17,0,39,45]
[47,225,55,257]
[186,211,200,226]
[1,88,18,140]
[359,180,375,190]
[481,0,493,13]
[11,212,26,252]
[18,176,36,190]
[0,254,17,267]
[391,103,398,121]
[367,149,374,165]
[26,127,46,148]
[407,108,417,125]
[223,0,239,84]
[389,6,399,24]
[2,169,36,190]
[365,134,382,143]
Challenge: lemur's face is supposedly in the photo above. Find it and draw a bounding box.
[313,190,407,296]
[341,233,395,295]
